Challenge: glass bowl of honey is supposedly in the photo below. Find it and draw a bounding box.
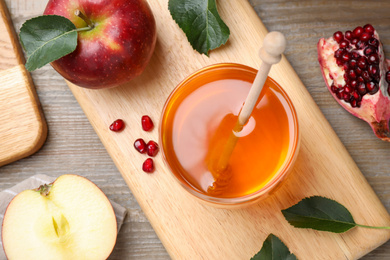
[159,63,299,207]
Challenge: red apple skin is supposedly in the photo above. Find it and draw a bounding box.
[44,0,156,89]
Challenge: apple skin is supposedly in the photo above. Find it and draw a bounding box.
[44,0,157,89]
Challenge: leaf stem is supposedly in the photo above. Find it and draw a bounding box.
[74,10,94,29]
[75,27,93,32]
[356,224,390,230]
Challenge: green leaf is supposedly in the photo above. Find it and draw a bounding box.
[251,234,297,260]
[282,196,356,233]
[168,0,230,56]
[19,15,80,71]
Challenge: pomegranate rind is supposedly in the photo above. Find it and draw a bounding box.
[317,32,390,141]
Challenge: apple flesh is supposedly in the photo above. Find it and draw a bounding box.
[44,0,157,89]
[2,174,117,259]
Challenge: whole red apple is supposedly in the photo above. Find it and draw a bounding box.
[44,0,156,89]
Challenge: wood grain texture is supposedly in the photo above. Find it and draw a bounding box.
[65,0,389,259]
[0,0,389,259]
[0,0,46,167]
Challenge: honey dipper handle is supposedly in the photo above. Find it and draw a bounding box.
[238,31,286,126]
[215,32,286,174]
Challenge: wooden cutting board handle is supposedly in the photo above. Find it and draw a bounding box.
[0,0,47,167]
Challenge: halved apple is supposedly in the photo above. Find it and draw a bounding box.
[2,174,117,259]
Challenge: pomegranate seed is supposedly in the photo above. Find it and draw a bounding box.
[146,140,159,157]
[342,52,351,62]
[357,83,367,95]
[351,38,358,45]
[334,48,344,59]
[336,89,344,99]
[366,82,379,94]
[339,40,349,49]
[109,119,125,132]
[141,115,154,131]
[356,41,366,49]
[360,32,371,42]
[134,138,147,154]
[344,86,352,93]
[343,63,349,70]
[345,30,353,40]
[357,57,367,69]
[363,24,375,34]
[336,59,343,66]
[331,84,337,93]
[367,54,379,64]
[353,26,364,38]
[368,65,379,77]
[352,52,360,59]
[362,71,371,82]
[333,31,344,43]
[349,59,357,68]
[343,93,351,102]
[350,80,357,88]
[142,158,154,173]
[348,70,357,80]
[352,91,361,101]
[343,73,350,83]
[355,67,362,75]
[386,71,390,84]
[351,99,358,108]
[368,38,379,47]
[364,46,376,56]
[357,76,365,83]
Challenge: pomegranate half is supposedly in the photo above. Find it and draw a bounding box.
[318,24,390,141]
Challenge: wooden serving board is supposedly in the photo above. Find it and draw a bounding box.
[65,0,390,259]
[0,0,47,167]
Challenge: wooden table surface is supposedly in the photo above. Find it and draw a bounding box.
[1,0,389,259]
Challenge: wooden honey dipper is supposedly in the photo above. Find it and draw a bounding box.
[208,31,287,194]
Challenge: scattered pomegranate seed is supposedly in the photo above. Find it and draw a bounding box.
[142,158,154,173]
[147,141,159,157]
[134,138,147,154]
[109,119,125,132]
[141,115,154,131]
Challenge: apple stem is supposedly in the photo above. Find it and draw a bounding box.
[75,10,95,29]
[37,184,52,197]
